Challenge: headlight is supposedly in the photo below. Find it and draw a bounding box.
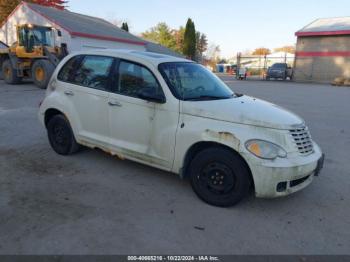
[245,140,287,160]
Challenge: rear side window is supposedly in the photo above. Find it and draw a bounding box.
[58,55,82,82]
[73,56,114,90]
[58,55,114,91]
[116,60,163,98]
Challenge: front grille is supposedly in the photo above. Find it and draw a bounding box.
[289,126,314,155]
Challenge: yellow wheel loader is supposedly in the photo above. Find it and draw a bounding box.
[0,24,68,89]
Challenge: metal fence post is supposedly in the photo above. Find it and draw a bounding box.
[236,52,241,80]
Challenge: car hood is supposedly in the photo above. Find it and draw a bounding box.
[182,95,304,130]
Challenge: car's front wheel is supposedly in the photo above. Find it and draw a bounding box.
[47,115,80,155]
[189,147,251,207]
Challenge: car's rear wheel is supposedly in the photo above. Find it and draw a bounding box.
[47,115,80,155]
[189,147,251,207]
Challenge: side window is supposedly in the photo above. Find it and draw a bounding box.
[18,28,25,46]
[71,56,114,90]
[117,61,163,98]
[57,55,82,82]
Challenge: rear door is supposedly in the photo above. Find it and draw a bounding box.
[56,55,115,148]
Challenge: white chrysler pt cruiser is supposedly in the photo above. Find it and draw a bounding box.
[39,50,324,207]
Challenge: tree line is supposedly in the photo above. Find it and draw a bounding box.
[141,18,208,61]
[248,46,295,56]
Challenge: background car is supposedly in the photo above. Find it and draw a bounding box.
[266,63,293,80]
[238,67,247,80]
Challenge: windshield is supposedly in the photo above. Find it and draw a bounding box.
[271,63,286,69]
[159,62,234,101]
[32,27,53,46]
[19,26,53,47]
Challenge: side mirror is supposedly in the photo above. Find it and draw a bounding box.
[57,30,62,37]
[138,88,166,104]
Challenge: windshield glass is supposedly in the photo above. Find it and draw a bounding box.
[19,26,53,47]
[159,62,234,101]
[271,63,286,69]
[32,27,53,46]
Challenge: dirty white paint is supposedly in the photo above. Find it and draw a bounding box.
[39,49,323,199]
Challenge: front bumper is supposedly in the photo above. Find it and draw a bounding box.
[268,72,284,78]
[245,143,324,198]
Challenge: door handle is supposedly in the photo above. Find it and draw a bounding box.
[108,101,122,107]
[64,90,74,96]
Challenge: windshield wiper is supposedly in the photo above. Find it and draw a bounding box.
[185,95,232,101]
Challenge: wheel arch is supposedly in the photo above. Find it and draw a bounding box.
[44,108,65,127]
[181,141,255,189]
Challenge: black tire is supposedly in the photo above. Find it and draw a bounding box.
[2,59,22,84]
[189,147,251,207]
[47,115,80,155]
[32,59,55,89]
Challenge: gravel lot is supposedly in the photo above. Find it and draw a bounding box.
[0,77,349,255]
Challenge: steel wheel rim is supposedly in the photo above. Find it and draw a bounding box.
[53,124,69,147]
[35,67,45,81]
[4,67,11,78]
[198,162,236,195]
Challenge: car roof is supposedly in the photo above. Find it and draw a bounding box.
[69,49,192,67]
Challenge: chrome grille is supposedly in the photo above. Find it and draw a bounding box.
[289,126,314,155]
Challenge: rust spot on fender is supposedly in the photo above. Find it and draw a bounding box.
[203,130,241,150]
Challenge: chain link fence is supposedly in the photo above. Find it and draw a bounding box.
[216,53,295,80]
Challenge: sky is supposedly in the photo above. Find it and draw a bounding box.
[68,0,350,58]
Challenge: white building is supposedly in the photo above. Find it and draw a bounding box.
[0,1,181,56]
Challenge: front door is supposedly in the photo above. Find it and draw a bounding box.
[107,60,179,170]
